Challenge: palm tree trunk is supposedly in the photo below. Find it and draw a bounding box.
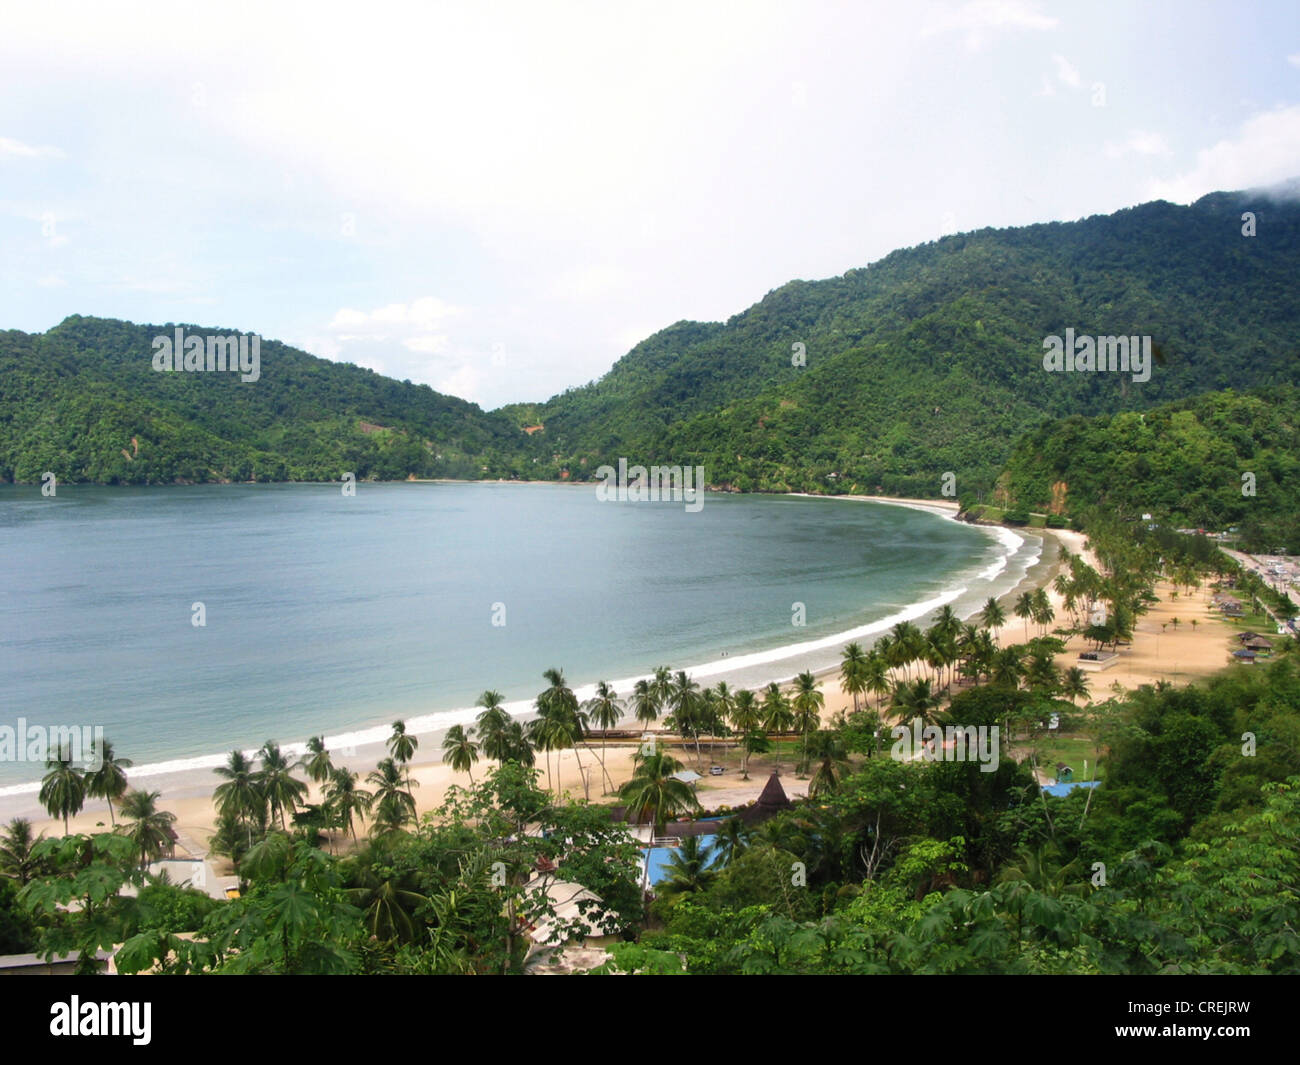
[600,732,613,794]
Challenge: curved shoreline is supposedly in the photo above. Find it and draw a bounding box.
[0,494,1039,812]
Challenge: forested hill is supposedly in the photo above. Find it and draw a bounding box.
[0,316,531,484]
[4,185,1299,490]
[1000,386,1300,553]
[519,185,1300,496]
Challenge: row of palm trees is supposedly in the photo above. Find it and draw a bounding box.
[17,736,178,876]
[441,666,832,799]
[212,724,424,857]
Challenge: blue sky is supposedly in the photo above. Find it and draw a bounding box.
[2,0,1298,408]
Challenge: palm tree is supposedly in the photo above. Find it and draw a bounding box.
[324,767,373,844]
[367,757,417,831]
[840,642,868,713]
[729,690,761,779]
[656,836,719,900]
[213,749,265,847]
[864,650,892,711]
[256,741,308,832]
[991,646,1026,689]
[527,702,558,794]
[1014,591,1035,641]
[388,720,419,793]
[791,671,824,776]
[632,678,659,740]
[1061,666,1090,706]
[669,671,705,768]
[618,751,700,839]
[712,815,749,867]
[116,789,177,869]
[474,691,511,764]
[83,738,132,827]
[650,666,673,712]
[1032,587,1055,634]
[981,596,1006,642]
[347,870,429,945]
[709,681,736,766]
[0,818,44,885]
[584,681,623,794]
[890,678,943,728]
[441,725,479,783]
[538,667,586,797]
[300,736,335,785]
[889,621,924,682]
[1025,653,1060,695]
[761,682,794,774]
[39,751,85,835]
[808,730,850,798]
[934,604,961,641]
[503,720,536,767]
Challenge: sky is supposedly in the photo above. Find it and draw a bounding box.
[2,0,1298,410]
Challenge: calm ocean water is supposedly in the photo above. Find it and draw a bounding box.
[0,483,1031,788]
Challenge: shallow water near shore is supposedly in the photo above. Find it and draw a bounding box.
[0,482,1038,797]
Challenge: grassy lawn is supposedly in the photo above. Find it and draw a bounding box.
[1017,733,1105,781]
[1222,610,1277,634]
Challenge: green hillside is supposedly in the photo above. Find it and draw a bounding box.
[3,186,1299,493]
[0,316,531,484]
[527,188,1300,495]
[1000,386,1300,552]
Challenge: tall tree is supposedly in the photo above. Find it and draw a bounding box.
[257,741,308,832]
[367,757,417,832]
[388,720,419,795]
[300,736,335,785]
[83,738,132,827]
[116,789,177,869]
[584,681,623,794]
[618,751,700,840]
[981,596,1007,642]
[442,725,480,784]
[761,683,794,774]
[474,691,511,764]
[324,767,373,844]
[0,818,45,885]
[1014,591,1036,642]
[791,671,824,776]
[729,689,761,779]
[214,749,265,848]
[39,751,85,836]
[840,642,868,713]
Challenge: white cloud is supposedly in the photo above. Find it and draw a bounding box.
[0,135,63,159]
[329,297,462,331]
[1051,53,1081,88]
[35,274,66,287]
[1288,52,1300,68]
[1146,105,1300,203]
[317,296,485,400]
[1104,131,1172,159]
[923,0,1058,50]
[402,335,449,355]
[435,363,485,404]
